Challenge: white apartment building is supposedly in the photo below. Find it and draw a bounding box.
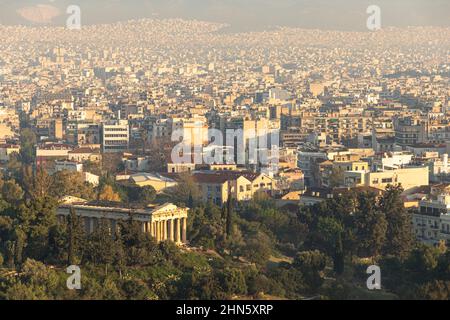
[429,154,450,183]
[364,166,429,191]
[297,151,328,186]
[0,144,20,162]
[55,160,83,173]
[102,120,129,153]
[372,152,414,171]
[413,185,450,246]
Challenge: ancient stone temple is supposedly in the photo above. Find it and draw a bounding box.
[57,198,189,244]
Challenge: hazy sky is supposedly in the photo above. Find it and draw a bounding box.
[1,0,449,31]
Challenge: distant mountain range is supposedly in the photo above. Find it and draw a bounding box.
[0,0,449,31]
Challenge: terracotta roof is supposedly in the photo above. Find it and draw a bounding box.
[333,186,384,194]
[192,171,262,184]
[69,147,100,154]
[0,144,19,148]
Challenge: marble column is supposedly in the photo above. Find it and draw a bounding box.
[156,221,160,242]
[160,220,165,241]
[169,219,174,242]
[162,220,167,241]
[182,218,187,243]
[175,219,181,243]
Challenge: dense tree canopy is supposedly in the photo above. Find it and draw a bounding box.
[0,161,447,300]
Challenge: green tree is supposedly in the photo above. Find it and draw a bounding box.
[117,219,160,266]
[84,219,115,272]
[165,173,201,207]
[220,268,247,296]
[51,171,96,201]
[19,128,36,165]
[121,279,152,300]
[225,196,234,239]
[333,232,345,275]
[67,208,85,265]
[419,280,450,300]
[2,180,24,206]
[353,192,387,258]
[47,223,68,264]
[293,250,329,293]
[13,229,26,267]
[16,169,58,261]
[379,185,413,258]
[329,166,344,188]
[98,185,121,202]
[125,185,156,206]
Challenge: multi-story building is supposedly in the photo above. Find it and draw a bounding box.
[54,160,83,173]
[364,167,429,191]
[50,118,64,140]
[192,171,276,205]
[0,144,20,162]
[102,120,129,153]
[218,117,280,168]
[36,143,74,168]
[428,154,450,183]
[298,150,328,187]
[394,116,427,147]
[371,152,414,171]
[67,147,102,163]
[413,184,450,246]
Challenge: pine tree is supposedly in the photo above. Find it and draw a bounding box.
[333,232,345,275]
[188,192,194,209]
[225,195,234,238]
[380,185,413,258]
[113,232,126,279]
[354,192,387,258]
[85,219,115,273]
[67,208,77,265]
[13,229,26,268]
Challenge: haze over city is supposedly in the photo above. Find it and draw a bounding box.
[1,0,449,30]
[0,0,449,305]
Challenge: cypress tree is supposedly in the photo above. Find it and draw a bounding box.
[333,232,345,275]
[67,208,76,265]
[226,196,234,237]
[380,185,413,258]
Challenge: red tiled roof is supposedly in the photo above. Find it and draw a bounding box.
[69,147,100,154]
[192,171,261,184]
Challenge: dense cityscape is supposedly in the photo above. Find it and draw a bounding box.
[0,12,450,301]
